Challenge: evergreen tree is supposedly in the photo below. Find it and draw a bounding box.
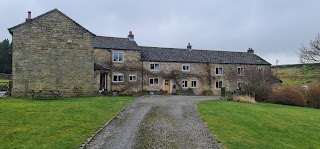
[0,39,12,74]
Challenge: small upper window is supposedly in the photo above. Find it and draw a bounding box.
[258,68,264,73]
[215,81,223,89]
[113,52,124,62]
[182,64,190,71]
[129,74,137,82]
[182,80,188,88]
[238,67,244,75]
[112,73,124,82]
[191,80,197,88]
[216,67,223,75]
[150,63,160,71]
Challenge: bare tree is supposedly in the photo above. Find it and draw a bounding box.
[300,34,320,63]
[225,66,279,102]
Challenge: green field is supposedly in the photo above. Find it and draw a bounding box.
[272,64,320,86]
[197,100,320,149]
[0,97,133,149]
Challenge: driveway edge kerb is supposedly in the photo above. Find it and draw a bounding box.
[79,96,141,149]
[195,99,223,149]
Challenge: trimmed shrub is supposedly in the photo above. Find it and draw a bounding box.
[307,83,320,109]
[230,95,257,104]
[267,87,307,107]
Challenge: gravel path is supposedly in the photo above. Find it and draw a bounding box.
[85,95,222,149]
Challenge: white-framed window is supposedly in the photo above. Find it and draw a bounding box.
[237,67,244,75]
[149,78,159,85]
[113,52,124,62]
[129,74,137,82]
[150,63,160,71]
[191,80,197,88]
[182,64,190,71]
[182,80,188,88]
[112,73,124,82]
[258,68,264,73]
[215,81,223,89]
[237,81,243,90]
[215,67,223,75]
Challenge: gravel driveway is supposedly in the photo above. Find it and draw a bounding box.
[85,95,222,149]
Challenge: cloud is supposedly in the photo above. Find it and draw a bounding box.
[2,0,320,65]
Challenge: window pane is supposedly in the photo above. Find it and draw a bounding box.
[132,76,136,81]
[216,67,222,74]
[113,75,118,81]
[155,64,159,70]
[192,81,197,87]
[150,64,154,69]
[216,82,218,88]
[119,53,123,61]
[182,65,189,70]
[183,81,188,87]
[150,79,154,84]
[119,75,123,81]
[154,78,159,84]
[129,76,133,81]
[113,53,118,61]
[219,81,222,88]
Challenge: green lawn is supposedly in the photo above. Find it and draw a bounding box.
[197,100,320,149]
[0,97,133,149]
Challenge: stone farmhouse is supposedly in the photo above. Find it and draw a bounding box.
[8,9,279,97]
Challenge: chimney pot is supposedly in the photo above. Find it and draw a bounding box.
[128,31,134,41]
[187,42,192,51]
[28,11,31,19]
[247,48,254,54]
[26,11,32,22]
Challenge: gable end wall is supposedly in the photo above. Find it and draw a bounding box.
[11,11,94,97]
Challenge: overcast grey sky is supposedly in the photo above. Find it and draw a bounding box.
[1,0,320,65]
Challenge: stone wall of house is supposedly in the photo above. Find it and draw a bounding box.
[94,49,142,93]
[10,11,95,97]
[142,61,271,95]
[142,61,211,95]
[94,49,111,64]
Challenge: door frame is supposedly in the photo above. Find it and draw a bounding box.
[163,79,174,94]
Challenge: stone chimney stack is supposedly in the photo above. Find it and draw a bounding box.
[128,31,134,41]
[247,48,254,54]
[187,42,192,51]
[26,11,32,22]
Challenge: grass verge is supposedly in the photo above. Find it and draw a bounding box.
[197,100,320,149]
[0,97,133,149]
[0,79,10,86]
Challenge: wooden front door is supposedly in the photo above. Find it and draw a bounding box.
[164,79,170,93]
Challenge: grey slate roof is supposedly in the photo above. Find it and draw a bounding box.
[140,46,271,65]
[8,9,95,36]
[94,63,109,70]
[94,36,140,50]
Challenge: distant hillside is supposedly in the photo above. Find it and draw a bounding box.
[272,63,320,86]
